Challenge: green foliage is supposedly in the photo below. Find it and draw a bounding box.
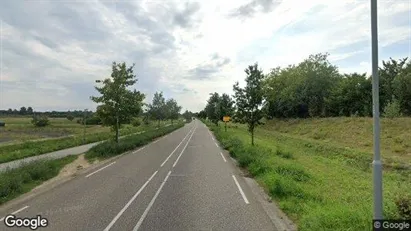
[205,121,411,230]
[131,118,142,127]
[90,62,145,143]
[31,115,50,127]
[148,92,165,121]
[165,98,182,124]
[205,92,221,125]
[262,54,411,118]
[395,195,411,219]
[85,123,183,160]
[233,63,265,145]
[0,155,76,205]
[383,97,402,118]
[66,115,75,121]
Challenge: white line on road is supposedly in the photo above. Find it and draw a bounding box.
[232,175,250,204]
[211,136,215,141]
[172,126,197,168]
[152,139,159,144]
[133,171,172,231]
[215,142,219,147]
[220,152,227,162]
[160,129,193,167]
[85,162,116,178]
[0,206,29,221]
[133,146,145,154]
[104,171,159,231]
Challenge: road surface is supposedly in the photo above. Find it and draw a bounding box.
[0,120,278,231]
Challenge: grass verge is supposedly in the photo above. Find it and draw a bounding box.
[203,120,411,231]
[84,123,184,161]
[0,155,77,205]
[0,125,154,164]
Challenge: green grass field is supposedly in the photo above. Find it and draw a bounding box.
[0,117,109,145]
[0,117,174,163]
[207,117,411,231]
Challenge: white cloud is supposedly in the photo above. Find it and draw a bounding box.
[0,0,410,112]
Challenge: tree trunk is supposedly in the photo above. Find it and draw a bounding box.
[115,114,119,143]
[251,127,254,146]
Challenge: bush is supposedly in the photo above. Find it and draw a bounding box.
[67,115,75,121]
[31,115,50,127]
[85,116,102,125]
[383,98,402,118]
[132,118,142,127]
[85,123,183,160]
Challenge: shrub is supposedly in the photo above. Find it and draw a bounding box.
[85,123,183,160]
[383,98,402,118]
[67,115,75,121]
[31,115,50,127]
[132,118,142,127]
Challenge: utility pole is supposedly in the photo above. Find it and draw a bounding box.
[371,0,383,220]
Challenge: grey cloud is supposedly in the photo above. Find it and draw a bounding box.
[173,2,201,28]
[187,54,231,80]
[0,0,183,110]
[229,0,280,19]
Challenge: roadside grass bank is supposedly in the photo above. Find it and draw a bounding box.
[84,123,184,161]
[203,120,411,231]
[0,125,154,164]
[0,155,77,205]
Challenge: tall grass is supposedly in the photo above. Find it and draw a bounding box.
[0,155,77,205]
[205,120,411,231]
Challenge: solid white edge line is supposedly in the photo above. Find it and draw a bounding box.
[211,136,215,141]
[160,128,193,167]
[220,152,227,162]
[85,162,116,178]
[232,175,250,204]
[215,142,219,147]
[0,205,29,221]
[103,171,159,231]
[172,126,197,168]
[133,146,146,154]
[133,171,172,231]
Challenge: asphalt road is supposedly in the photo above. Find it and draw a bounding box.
[0,120,278,231]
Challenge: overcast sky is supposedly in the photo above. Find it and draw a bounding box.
[0,0,410,112]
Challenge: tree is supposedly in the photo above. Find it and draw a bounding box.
[27,107,34,115]
[198,110,207,119]
[233,63,265,146]
[20,106,27,115]
[148,92,167,127]
[165,98,182,125]
[90,62,145,143]
[219,93,235,118]
[182,110,192,122]
[205,92,221,125]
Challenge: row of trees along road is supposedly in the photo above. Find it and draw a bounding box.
[198,53,411,145]
[146,91,182,127]
[91,62,184,143]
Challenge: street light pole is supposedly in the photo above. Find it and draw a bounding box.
[371,0,383,220]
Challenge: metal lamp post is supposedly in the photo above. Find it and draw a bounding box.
[371,0,383,220]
